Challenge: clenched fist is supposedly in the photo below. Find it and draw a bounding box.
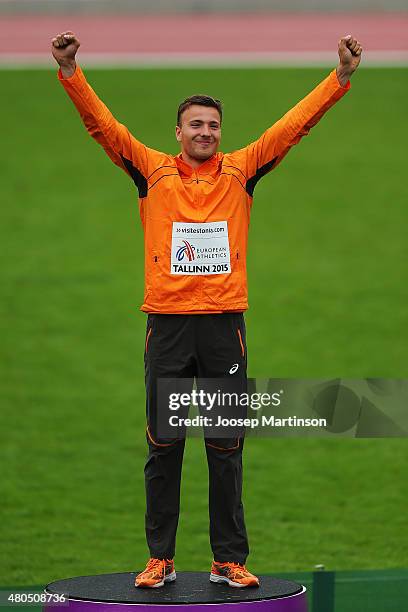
[336,35,363,86]
[51,31,80,78]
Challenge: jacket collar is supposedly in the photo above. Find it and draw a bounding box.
[175,152,221,177]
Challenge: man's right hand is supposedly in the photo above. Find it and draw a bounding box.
[51,31,80,78]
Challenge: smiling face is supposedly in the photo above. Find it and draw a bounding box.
[175,104,221,167]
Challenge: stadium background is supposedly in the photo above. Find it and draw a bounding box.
[1,0,407,610]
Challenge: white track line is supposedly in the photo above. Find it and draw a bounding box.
[1,50,408,68]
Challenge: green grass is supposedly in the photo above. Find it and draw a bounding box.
[1,67,407,585]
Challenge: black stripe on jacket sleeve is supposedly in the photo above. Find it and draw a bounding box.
[245,156,278,197]
[120,155,148,198]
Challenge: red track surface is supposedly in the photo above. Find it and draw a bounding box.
[1,13,407,64]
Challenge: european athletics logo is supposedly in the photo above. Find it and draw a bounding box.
[176,240,196,261]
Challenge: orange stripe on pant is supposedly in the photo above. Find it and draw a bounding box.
[237,328,245,357]
[145,327,152,353]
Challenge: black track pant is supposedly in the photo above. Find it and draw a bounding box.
[144,313,249,564]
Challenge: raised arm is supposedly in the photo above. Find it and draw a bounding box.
[51,31,155,197]
[236,35,363,196]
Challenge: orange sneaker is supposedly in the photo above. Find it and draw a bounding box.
[210,561,259,588]
[135,558,176,588]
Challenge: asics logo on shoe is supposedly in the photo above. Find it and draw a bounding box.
[229,364,239,374]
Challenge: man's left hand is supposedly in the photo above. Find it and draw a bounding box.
[336,35,363,86]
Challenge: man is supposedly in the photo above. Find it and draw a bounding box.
[52,31,362,589]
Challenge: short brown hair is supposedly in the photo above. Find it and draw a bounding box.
[177,94,223,127]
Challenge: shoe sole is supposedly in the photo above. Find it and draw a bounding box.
[135,571,176,588]
[210,573,259,588]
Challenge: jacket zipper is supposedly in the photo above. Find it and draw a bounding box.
[193,170,202,303]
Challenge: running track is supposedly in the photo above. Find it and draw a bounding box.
[1,13,407,66]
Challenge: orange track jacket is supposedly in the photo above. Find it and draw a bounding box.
[59,66,350,314]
